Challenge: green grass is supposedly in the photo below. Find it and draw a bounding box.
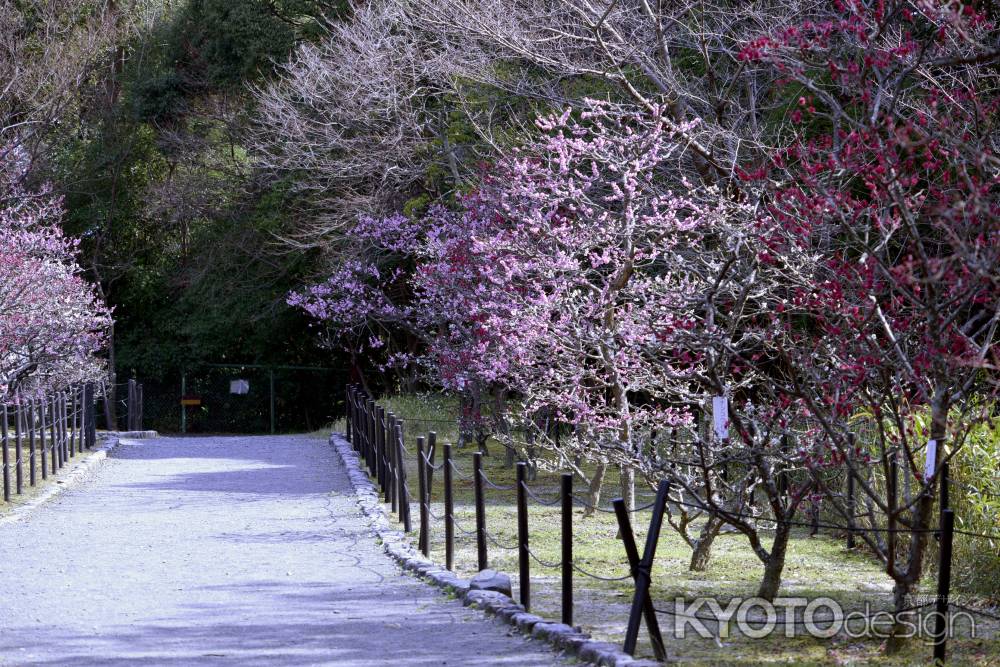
[361,394,999,665]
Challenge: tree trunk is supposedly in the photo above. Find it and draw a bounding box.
[620,465,635,511]
[690,515,723,571]
[885,388,948,654]
[756,519,792,601]
[582,461,608,518]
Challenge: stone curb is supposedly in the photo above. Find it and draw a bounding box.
[0,433,123,525]
[329,433,662,666]
[113,430,159,439]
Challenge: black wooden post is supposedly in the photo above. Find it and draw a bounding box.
[933,509,954,664]
[70,387,77,455]
[351,388,358,449]
[384,413,394,505]
[939,444,949,513]
[28,399,37,485]
[51,395,60,471]
[617,480,670,659]
[426,431,437,492]
[63,392,71,460]
[473,451,488,571]
[368,399,377,476]
[87,384,96,450]
[387,413,398,511]
[377,405,387,494]
[345,387,352,445]
[137,383,144,432]
[347,387,356,449]
[417,436,429,556]
[39,399,47,480]
[2,404,10,502]
[614,497,667,661]
[127,380,135,431]
[396,422,412,532]
[444,443,455,571]
[516,462,530,610]
[561,472,573,627]
[62,392,69,460]
[15,398,23,494]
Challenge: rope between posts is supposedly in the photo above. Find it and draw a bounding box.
[520,481,562,506]
[449,460,471,481]
[571,495,657,514]
[452,515,479,536]
[669,497,999,537]
[482,530,520,551]
[524,544,562,569]
[571,562,633,581]
[949,602,1000,621]
[478,469,515,491]
[421,451,444,471]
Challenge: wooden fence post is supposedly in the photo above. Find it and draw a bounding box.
[345,386,352,445]
[51,394,60,472]
[28,399,37,486]
[516,462,530,610]
[426,431,437,491]
[39,398,48,480]
[2,404,10,502]
[61,392,69,460]
[396,422,411,532]
[933,509,955,664]
[376,405,386,493]
[127,379,135,431]
[14,398,23,494]
[417,436,429,556]
[444,444,454,571]
[561,472,573,627]
[473,452,487,571]
[85,383,96,450]
[616,480,669,659]
[387,413,397,511]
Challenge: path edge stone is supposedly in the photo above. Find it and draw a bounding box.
[329,433,660,667]
[0,433,127,525]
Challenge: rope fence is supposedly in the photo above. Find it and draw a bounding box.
[344,384,994,663]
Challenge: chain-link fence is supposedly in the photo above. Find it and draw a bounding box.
[139,364,345,434]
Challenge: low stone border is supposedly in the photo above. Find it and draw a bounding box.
[0,432,132,525]
[329,433,661,666]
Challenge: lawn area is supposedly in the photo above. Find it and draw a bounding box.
[337,393,1000,666]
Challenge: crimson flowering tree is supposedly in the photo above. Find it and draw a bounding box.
[732,0,1000,642]
[0,162,112,397]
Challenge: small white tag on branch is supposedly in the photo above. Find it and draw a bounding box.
[712,395,729,441]
[924,439,937,480]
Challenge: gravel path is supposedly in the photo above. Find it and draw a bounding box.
[0,435,565,666]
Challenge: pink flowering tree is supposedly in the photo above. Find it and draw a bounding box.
[287,213,421,391]
[0,163,112,397]
[732,0,1000,639]
[468,100,731,512]
[412,200,538,452]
